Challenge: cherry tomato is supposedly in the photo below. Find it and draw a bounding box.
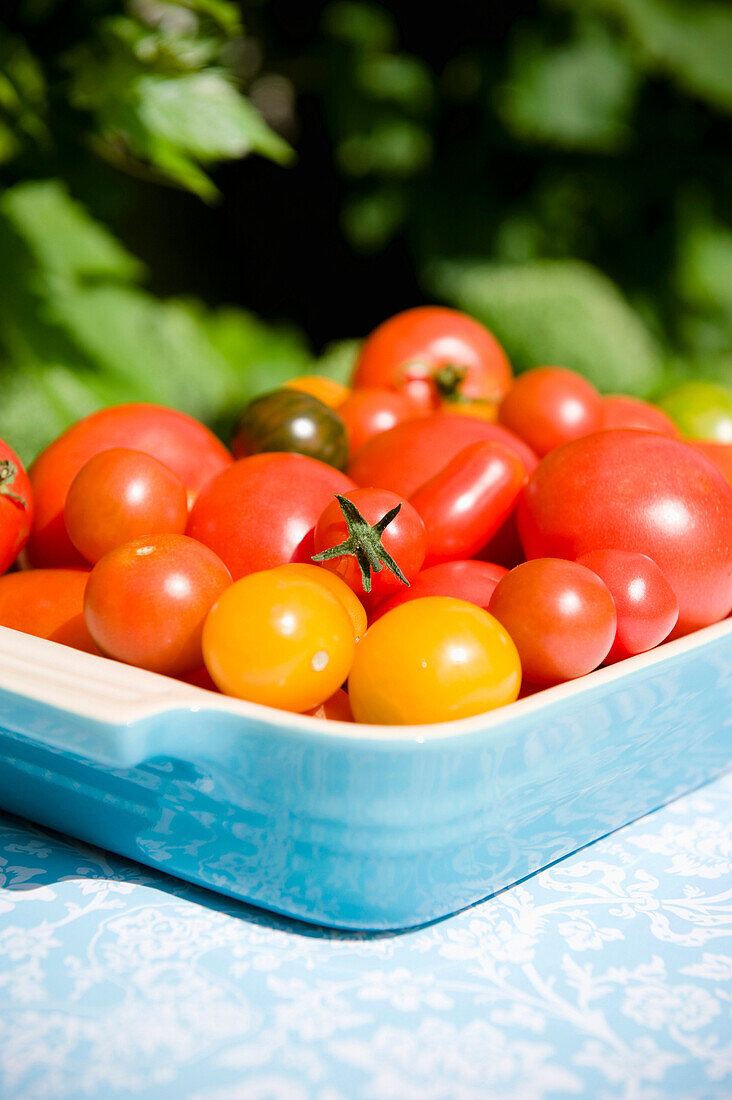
[449,400,500,421]
[64,448,188,564]
[0,569,97,653]
[498,367,603,457]
[518,430,732,637]
[410,441,526,566]
[692,441,732,485]
[270,562,367,640]
[283,376,350,408]
[489,559,616,685]
[305,688,354,722]
[84,534,231,675]
[177,665,221,692]
[202,571,355,712]
[577,550,679,663]
[28,403,232,568]
[187,453,354,580]
[338,388,420,456]
[656,381,732,443]
[600,395,678,436]
[352,307,513,405]
[372,559,507,620]
[0,439,33,575]
[231,390,348,471]
[348,413,537,498]
[312,489,426,597]
[349,597,521,725]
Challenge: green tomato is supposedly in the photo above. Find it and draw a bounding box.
[231,389,349,470]
[655,381,732,443]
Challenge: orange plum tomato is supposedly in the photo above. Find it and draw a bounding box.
[338,388,420,456]
[187,453,355,580]
[349,597,521,725]
[0,438,33,574]
[65,448,188,564]
[488,559,617,686]
[373,559,507,620]
[498,367,603,457]
[202,571,355,712]
[0,568,98,653]
[270,563,367,640]
[28,403,232,568]
[84,534,231,676]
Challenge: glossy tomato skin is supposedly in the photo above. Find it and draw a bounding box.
[84,534,231,676]
[518,430,732,637]
[656,381,732,442]
[348,413,537,498]
[231,390,349,471]
[269,563,367,640]
[349,597,521,725]
[692,441,732,485]
[577,550,679,663]
[0,568,97,653]
[489,559,616,685]
[600,395,678,436]
[498,367,602,457]
[187,453,355,580]
[28,403,232,568]
[372,559,507,620]
[410,441,526,566]
[305,687,354,722]
[313,488,426,598]
[202,571,355,712]
[0,439,33,574]
[64,448,188,564]
[352,307,512,404]
[283,376,350,408]
[338,388,420,456]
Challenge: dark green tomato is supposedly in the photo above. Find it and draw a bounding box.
[231,390,349,470]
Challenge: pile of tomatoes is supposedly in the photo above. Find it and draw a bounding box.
[1,306,730,726]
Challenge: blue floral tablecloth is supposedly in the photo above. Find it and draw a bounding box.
[1,770,731,1100]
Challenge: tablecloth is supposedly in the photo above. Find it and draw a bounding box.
[1,770,731,1100]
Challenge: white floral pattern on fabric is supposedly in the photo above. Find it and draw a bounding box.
[0,771,730,1100]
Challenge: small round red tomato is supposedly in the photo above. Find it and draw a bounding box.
[306,688,354,722]
[352,307,512,406]
[373,559,507,620]
[338,388,420,456]
[600,395,678,436]
[498,367,603,457]
[577,550,679,663]
[84,534,231,675]
[0,439,33,575]
[692,441,732,485]
[349,597,521,725]
[518,430,732,637]
[28,403,232,568]
[64,448,188,564]
[489,559,617,685]
[0,568,97,653]
[348,413,537,498]
[187,453,355,580]
[312,489,426,597]
[202,571,355,712]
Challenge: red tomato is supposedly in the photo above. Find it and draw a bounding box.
[498,367,603,457]
[373,559,507,620]
[28,404,232,568]
[518,430,732,637]
[348,413,537,498]
[338,388,420,455]
[0,568,97,653]
[312,489,426,597]
[489,559,617,685]
[84,534,231,675]
[0,439,33,574]
[65,448,189,564]
[306,688,354,722]
[187,453,355,580]
[352,307,512,405]
[600,395,678,436]
[410,441,526,566]
[577,550,679,663]
[692,441,732,486]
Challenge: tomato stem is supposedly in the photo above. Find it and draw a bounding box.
[0,460,26,509]
[311,494,409,594]
[433,363,468,399]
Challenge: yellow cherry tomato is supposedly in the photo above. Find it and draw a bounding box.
[284,375,351,408]
[202,571,355,712]
[349,597,521,725]
[447,400,499,421]
[271,563,367,640]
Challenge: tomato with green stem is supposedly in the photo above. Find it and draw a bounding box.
[0,439,32,575]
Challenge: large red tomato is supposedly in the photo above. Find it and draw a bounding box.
[0,439,33,574]
[187,452,355,579]
[352,307,512,405]
[28,404,232,568]
[348,413,537,498]
[518,430,732,637]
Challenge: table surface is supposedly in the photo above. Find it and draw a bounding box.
[0,770,730,1100]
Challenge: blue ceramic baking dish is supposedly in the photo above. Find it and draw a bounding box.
[0,620,729,930]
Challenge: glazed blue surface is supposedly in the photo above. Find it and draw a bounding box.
[0,627,730,930]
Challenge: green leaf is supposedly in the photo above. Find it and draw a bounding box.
[323,2,396,52]
[430,259,663,396]
[0,34,48,157]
